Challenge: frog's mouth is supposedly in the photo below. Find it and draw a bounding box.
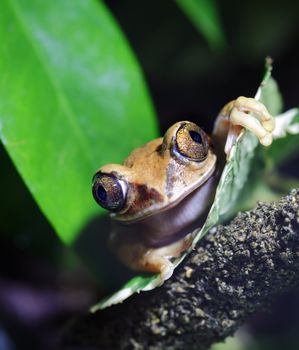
[114,156,217,225]
[113,170,218,248]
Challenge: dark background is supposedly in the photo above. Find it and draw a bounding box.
[1,1,299,349]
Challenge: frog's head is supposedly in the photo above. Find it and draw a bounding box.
[92,121,216,222]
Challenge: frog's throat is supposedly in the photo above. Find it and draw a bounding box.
[114,158,217,224]
[113,171,218,248]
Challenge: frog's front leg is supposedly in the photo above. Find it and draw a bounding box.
[109,227,193,280]
[213,96,275,157]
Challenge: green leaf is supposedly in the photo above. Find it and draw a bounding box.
[211,336,245,350]
[258,76,283,116]
[90,274,157,312]
[266,108,299,167]
[0,0,157,245]
[228,76,298,212]
[175,0,226,51]
[91,61,283,311]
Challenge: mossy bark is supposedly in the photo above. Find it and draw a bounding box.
[63,189,299,350]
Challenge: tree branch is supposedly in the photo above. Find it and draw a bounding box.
[63,189,299,350]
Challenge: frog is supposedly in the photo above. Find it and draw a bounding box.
[92,97,275,280]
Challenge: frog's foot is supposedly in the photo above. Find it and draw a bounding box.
[144,234,193,280]
[230,96,275,146]
[143,254,175,281]
[111,230,193,281]
[118,244,175,281]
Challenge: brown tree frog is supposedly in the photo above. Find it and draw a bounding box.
[92,97,275,280]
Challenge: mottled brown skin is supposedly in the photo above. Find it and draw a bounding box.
[93,97,275,279]
[99,133,216,222]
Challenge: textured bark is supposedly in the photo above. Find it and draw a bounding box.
[63,189,299,350]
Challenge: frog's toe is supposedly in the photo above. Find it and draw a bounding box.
[231,96,275,146]
[160,261,174,281]
[260,133,273,146]
[235,96,274,128]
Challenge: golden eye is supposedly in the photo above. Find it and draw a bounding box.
[174,122,209,161]
[92,173,127,212]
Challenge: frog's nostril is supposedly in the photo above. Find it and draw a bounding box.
[189,130,202,144]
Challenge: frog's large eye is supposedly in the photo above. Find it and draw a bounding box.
[92,172,127,212]
[173,122,209,161]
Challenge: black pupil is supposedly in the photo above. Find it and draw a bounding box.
[97,185,107,202]
[189,130,202,143]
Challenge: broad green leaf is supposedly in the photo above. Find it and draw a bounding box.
[0,0,157,245]
[92,61,288,311]
[175,0,226,50]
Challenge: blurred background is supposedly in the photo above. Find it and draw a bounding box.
[1,0,299,349]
